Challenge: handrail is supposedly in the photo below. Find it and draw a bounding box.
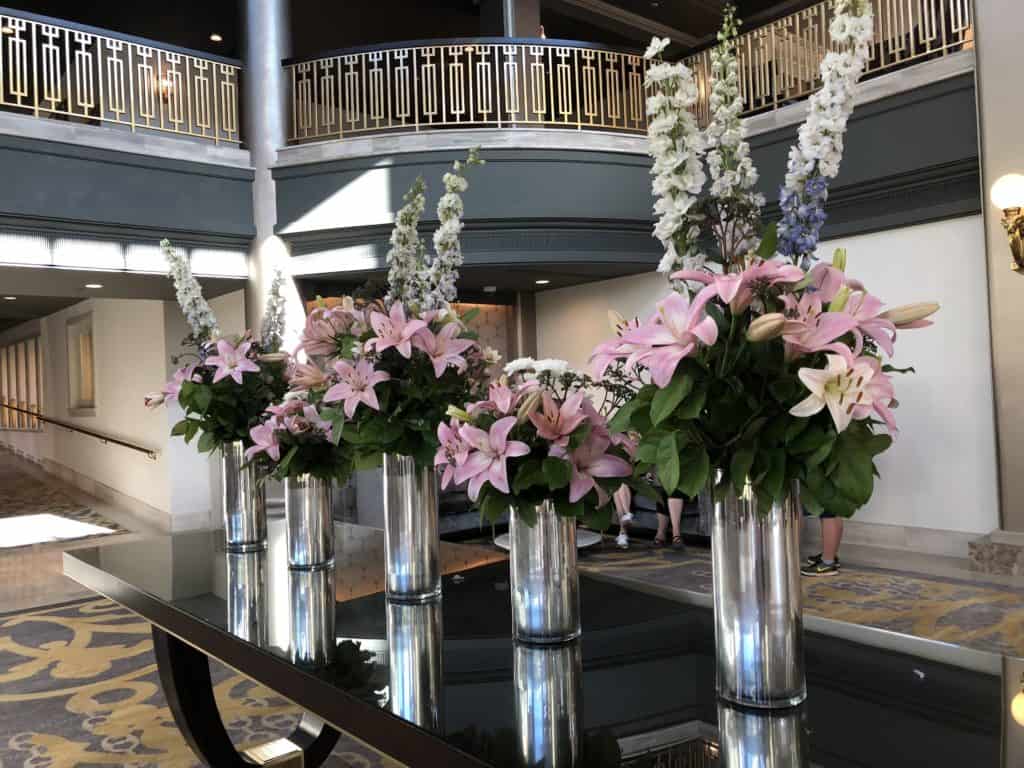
[284,0,973,145]
[0,7,241,144]
[0,403,159,460]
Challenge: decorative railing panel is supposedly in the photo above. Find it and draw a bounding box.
[285,0,972,145]
[0,8,241,144]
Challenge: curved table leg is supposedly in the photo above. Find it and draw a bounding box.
[152,626,341,766]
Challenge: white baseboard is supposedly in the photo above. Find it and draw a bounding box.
[801,517,976,559]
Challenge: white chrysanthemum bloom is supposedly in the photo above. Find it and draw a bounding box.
[161,239,220,341]
[504,357,536,376]
[533,359,570,377]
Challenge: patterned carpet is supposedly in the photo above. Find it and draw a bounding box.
[0,598,400,768]
[580,541,1024,656]
[0,457,128,546]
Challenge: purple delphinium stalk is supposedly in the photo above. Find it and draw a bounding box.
[778,175,829,265]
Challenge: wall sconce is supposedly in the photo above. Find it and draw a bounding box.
[990,174,1024,270]
[1012,673,1024,727]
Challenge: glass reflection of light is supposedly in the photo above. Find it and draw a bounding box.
[514,641,582,768]
[716,700,808,768]
[385,599,444,732]
[226,549,268,646]
[288,564,337,668]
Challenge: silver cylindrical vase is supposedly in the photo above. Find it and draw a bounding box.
[383,453,441,602]
[510,500,580,644]
[386,599,444,732]
[711,481,805,708]
[288,564,336,668]
[514,640,583,768]
[717,700,808,767]
[226,549,268,646]
[221,440,266,548]
[284,474,334,568]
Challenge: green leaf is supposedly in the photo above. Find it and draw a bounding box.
[675,386,707,420]
[789,426,832,455]
[197,431,217,454]
[460,307,480,324]
[512,459,545,494]
[760,449,786,501]
[184,420,200,444]
[757,222,778,258]
[171,419,190,437]
[804,433,836,468]
[677,443,710,498]
[730,447,755,494]
[481,492,510,523]
[554,498,585,519]
[354,451,382,470]
[656,433,680,494]
[542,457,572,490]
[635,441,659,465]
[583,505,612,532]
[608,397,643,433]
[278,445,299,476]
[191,384,213,414]
[651,373,693,426]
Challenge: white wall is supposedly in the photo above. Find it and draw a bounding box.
[1,298,173,518]
[536,216,999,537]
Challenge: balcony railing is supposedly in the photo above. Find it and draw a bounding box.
[284,0,973,146]
[0,6,241,144]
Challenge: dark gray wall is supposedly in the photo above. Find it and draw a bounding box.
[0,134,255,244]
[274,72,981,279]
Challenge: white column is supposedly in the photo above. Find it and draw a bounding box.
[242,0,305,351]
[502,0,542,37]
[974,0,1024,533]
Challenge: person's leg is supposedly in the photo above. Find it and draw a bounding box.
[655,511,669,545]
[614,485,631,549]
[822,517,843,562]
[668,497,684,548]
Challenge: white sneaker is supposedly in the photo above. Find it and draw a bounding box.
[620,511,634,524]
[616,532,629,549]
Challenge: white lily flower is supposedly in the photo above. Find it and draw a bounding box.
[644,36,672,60]
[790,354,876,433]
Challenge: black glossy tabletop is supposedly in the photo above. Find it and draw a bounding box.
[64,520,1009,767]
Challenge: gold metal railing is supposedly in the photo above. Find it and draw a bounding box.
[285,0,973,145]
[0,8,241,144]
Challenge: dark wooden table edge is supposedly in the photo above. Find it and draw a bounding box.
[62,550,491,768]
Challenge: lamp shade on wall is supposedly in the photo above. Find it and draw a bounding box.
[990,174,1024,210]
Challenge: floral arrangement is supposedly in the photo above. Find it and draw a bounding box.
[145,240,290,455]
[591,2,939,517]
[436,359,637,529]
[245,150,495,477]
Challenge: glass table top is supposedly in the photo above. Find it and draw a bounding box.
[65,518,1013,767]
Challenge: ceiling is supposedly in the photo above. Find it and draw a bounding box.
[0,266,245,334]
[3,0,814,62]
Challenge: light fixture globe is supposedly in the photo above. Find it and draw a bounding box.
[1013,688,1024,727]
[990,174,1024,211]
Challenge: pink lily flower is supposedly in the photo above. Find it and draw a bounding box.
[455,416,531,499]
[366,302,428,359]
[851,356,898,433]
[206,340,261,385]
[162,364,199,403]
[323,359,391,419]
[672,260,804,314]
[789,353,876,433]
[412,322,476,377]
[435,418,470,490]
[245,422,281,462]
[589,316,645,379]
[267,397,306,418]
[781,294,858,360]
[842,291,897,356]
[468,381,518,417]
[619,289,719,388]
[805,262,845,302]
[289,361,329,390]
[528,391,587,446]
[550,435,631,504]
[300,306,366,358]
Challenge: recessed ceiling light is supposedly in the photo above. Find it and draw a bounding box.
[535,279,551,285]
[2,296,15,301]
[483,285,497,293]
[84,283,103,289]
[209,33,223,42]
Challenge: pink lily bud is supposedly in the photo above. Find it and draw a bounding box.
[879,302,940,328]
[746,313,787,342]
[144,392,166,409]
[516,390,543,425]
[258,352,289,364]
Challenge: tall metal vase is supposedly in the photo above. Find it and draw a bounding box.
[717,700,808,767]
[510,500,580,644]
[514,640,583,768]
[710,481,806,709]
[221,441,266,549]
[383,453,441,602]
[386,599,444,732]
[284,474,334,568]
[288,564,337,667]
